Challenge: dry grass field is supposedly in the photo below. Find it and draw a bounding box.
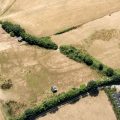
[37,91,116,120]
[52,11,120,69]
[0,27,101,118]
[1,0,120,36]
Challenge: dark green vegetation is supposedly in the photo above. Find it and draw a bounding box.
[1,21,58,50]
[1,21,25,37]
[105,88,120,120]
[0,21,120,120]
[55,26,78,35]
[60,45,115,77]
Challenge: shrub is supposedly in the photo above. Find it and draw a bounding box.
[87,80,98,95]
[106,68,114,77]
[84,56,93,66]
[1,79,12,90]
[1,21,58,50]
[2,21,25,37]
[98,64,104,71]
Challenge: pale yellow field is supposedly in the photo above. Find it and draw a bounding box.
[0,27,101,117]
[52,11,120,69]
[1,0,120,36]
[37,91,116,120]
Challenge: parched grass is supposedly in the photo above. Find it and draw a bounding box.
[83,29,120,48]
[1,21,58,50]
[59,45,116,77]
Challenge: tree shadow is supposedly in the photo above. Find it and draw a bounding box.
[49,107,59,114]
[89,90,99,97]
[69,97,80,104]
[81,93,89,98]
[38,112,47,118]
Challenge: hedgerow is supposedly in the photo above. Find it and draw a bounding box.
[21,33,58,50]
[15,84,88,120]
[1,21,58,50]
[60,45,115,77]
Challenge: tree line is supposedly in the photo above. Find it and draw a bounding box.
[1,21,58,50]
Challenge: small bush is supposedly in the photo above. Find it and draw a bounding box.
[1,21,58,50]
[106,68,114,77]
[84,56,93,66]
[87,80,98,95]
[1,79,12,90]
